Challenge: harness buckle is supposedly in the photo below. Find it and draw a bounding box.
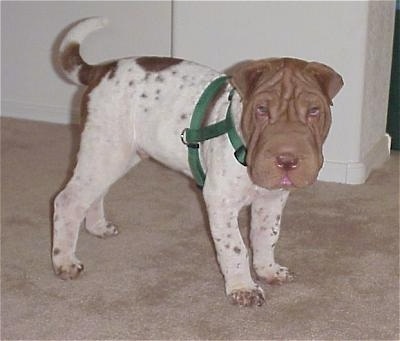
[234,145,248,166]
[180,128,199,149]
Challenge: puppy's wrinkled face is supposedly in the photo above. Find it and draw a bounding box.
[231,58,343,190]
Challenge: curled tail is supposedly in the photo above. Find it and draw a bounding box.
[59,17,110,85]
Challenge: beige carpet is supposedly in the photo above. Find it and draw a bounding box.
[1,117,399,340]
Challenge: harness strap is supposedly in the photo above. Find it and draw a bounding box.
[182,76,247,188]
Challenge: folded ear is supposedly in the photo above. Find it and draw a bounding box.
[229,59,282,98]
[305,62,344,104]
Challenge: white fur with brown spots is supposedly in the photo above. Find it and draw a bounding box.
[52,17,343,307]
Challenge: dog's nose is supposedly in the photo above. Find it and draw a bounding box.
[276,153,299,171]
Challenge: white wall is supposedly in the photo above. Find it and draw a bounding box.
[360,1,396,162]
[1,1,172,124]
[1,1,396,184]
[172,1,395,184]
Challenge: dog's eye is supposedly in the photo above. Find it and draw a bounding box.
[308,106,320,117]
[255,105,270,119]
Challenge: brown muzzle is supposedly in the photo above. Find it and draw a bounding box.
[230,58,343,190]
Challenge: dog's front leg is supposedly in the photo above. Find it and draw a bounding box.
[250,190,294,284]
[203,189,264,307]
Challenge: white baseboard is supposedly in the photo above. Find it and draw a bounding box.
[319,134,391,184]
[1,100,79,125]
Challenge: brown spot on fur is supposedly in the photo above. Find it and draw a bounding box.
[233,246,241,254]
[136,56,183,72]
[60,43,117,86]
[60,43,84,72]
[53,248,60,256]
[79,60,117,125]
[80,61,117,85]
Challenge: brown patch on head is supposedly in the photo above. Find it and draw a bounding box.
[230,58,343,190]
[304,62,344,104]
[136,56,183,72]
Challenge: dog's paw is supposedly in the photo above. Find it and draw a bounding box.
[53,254,84,280]
[261,265,294,285]
[228,286,265,307]
[85,221,119,238]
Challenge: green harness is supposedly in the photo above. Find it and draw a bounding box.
[180,76,247,188]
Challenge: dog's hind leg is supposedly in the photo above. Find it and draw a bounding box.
[84,195,119,238]
[84,149,143,238]
[52,117,141,280]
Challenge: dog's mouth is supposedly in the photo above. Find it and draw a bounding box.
[280,174,294,187]
[248,157,321,190]
[247,139,324,190]
[277,172,316,190]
